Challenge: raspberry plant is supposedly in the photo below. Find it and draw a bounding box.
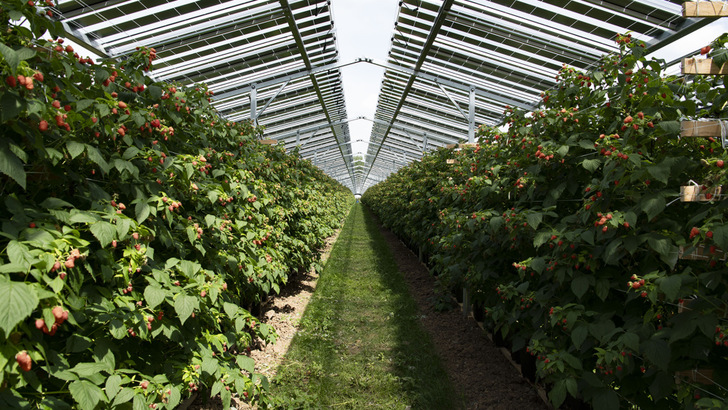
[0,1,352,408]
[364,33,728,409]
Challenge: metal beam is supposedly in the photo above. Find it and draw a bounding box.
[361,0,456,183]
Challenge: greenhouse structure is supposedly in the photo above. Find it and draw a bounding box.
[1,0,728,408]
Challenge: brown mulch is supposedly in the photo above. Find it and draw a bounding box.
[374,219,549,410]
[188,214,550,409]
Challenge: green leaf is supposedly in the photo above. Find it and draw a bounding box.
[640,193,665,221]
[147,85,163,100]
[526,212,542,229]
[571,325,588,348]
[205,214,216,228]
[533,231,550,248]
[112,387,134,406]
[657,275,681,301]
[201,356,218,376]
[530,257,545,274]
[658,120,680,136]
[711,224,728,250]
[71,362,109,378]
[122,147,140,160]
[0,279,39,337]
[549,379,567,408]
[592,388,619,410]
[108,319,126,339]
[167,386,181,408]
[85,145,110,173]
[69,380,107,410]
[89,221,115,248]
[143,286,166,309]
[223,302,239,318]
[0,141,26,189]
[178,260,201,278]
[67,141,85,159]
[643,338,670,370]
[571,275,590,299]
[135,201,150,224]
[174,295,198,325]
[0,43,20,73]
[236,355,255,373]
[105,375,122,400]
[581,158,600,172]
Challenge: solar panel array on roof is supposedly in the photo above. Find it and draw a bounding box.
[51,0,712,194]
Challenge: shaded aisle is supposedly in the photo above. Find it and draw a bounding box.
[373,214,549,410]
[272,204,461,408]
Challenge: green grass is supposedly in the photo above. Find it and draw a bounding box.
[270,204,462,409]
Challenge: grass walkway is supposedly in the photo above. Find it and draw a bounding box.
[271,204,461,409]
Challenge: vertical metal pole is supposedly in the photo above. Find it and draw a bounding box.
[296,130,301,147]
[250,84,257,123]
[468,86,475,143]
[423,132,428,153]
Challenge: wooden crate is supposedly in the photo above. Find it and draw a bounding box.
[446,159,459,164]
[681,120,724,137]
[675,368,715,385]
[682,58,728,75]
[678,244,726,261]
[683,1,728,17]
[680,184,721,202]
[259,139,278,145]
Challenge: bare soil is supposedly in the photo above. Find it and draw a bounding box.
[188,214,549,409]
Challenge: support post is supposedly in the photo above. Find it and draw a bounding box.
[296,130,301,147]
[423,132,428,153]
[463,288,471,317]
[468,86,476,144]
[249,84,257,124]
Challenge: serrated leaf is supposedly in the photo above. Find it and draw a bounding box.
[76,99,95,112]
[0,43,20,73]
[581,158,600,172]
[105,375,122,400]
[643,338,670,370]
[85,145,110,173]
[572,326,588,348]
[640,194,665,220]
[0,279,39,337]
[69,380,107,410]
[236,355,255,373]
[108,319,126,339]
[71,362,109,378]
[205,214,216,228]
[135,201,150,224]
[89,221,115,248]
[592,388,619,410]
[69,211,99,224]
[549,380,567,408]
[67,141,85,159]
[223,302,239,318]
[122,147,140,160]
[167,386,181,408]
[174,294,198,325]
[571,275,590,299]
[658,120,680,136]
[712,225,728,250]
[112,387,134,406]
[526,212,542,229]
[178,260,201,278]
[147,85,163,100]
[0,141,26,188]
[201,356,218,376]
[144,286,166,309]
[658,274,681,301]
